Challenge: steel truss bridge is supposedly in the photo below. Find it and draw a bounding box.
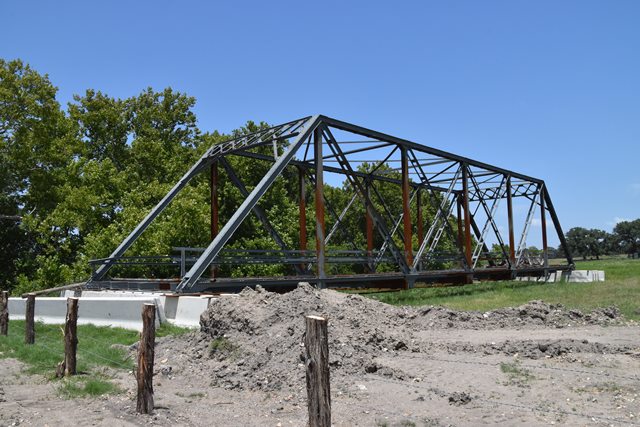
[87,115,573,293]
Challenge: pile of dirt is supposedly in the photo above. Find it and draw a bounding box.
[416,300,621,329]
[444,338,636,359]
[180,283,625,391]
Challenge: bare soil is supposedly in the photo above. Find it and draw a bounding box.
[1,284,639,426]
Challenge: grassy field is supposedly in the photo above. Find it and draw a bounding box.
[367,257,640,320]
[0,321,188,397]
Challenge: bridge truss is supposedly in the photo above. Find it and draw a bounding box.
[87,115,573,292]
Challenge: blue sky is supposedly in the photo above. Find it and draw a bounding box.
[2,0,639,247]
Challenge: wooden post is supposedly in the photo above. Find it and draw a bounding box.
[1,290,8,336]
[137,303,156,414]
[305,315,331,427]
[25,293,35,344]
[62,298,78,376]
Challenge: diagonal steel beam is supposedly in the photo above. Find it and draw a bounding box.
[320,115,544,184]
[305,172,361,252]
[321,126,411,274]
[218,157,307,276]
[373,189,418,267]
[407,149,467,270]
[90,153,212,282]
[467,173,509,267]
[176,115,321,291]
[542,184,574,266]
[516,188,540,266]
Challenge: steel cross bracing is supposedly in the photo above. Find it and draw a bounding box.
[86,115,574,293]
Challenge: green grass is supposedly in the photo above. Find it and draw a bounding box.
[366,257,640,320]
[156,322,191,337]
[0,321,138,375]
[0,321,188,399]
[57,376,122,398]
[500,361,535,386]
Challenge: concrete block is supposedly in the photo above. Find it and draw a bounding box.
[8,296,162,331]
[563,270,605,283]
[516,270,605,283]
[169,296,213,328]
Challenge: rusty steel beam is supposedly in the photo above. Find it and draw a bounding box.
[456,195,464,259]
[90,114,573,293]
[314,127,326,288]
[417,190,424,248]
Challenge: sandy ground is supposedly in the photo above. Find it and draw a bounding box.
[1,288,639,426]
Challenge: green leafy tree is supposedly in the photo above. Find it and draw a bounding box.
[0,59,75,290]
[565,227,610,261]
[613,219,640,256]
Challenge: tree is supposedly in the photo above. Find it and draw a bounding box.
[0,59,74,290]
[565,227,610,261]
[613,219,640,256]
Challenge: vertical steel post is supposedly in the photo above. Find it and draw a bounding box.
[416,189,424,248]
[462,164,472,269]
[456,195,464,265]
[365,182,374,272]
[506,175,516,267]
[210,162,219,278]
[416,189,424,272]
[299,167,308,252]
[401,147,413,266]
[314,128,326,288]
[540,185,549,268]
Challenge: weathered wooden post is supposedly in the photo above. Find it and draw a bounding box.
[305,315,331,427]
[0,290,8,336]
[136,303,156,414]
[57,297,79,377]
[25,293,35,344]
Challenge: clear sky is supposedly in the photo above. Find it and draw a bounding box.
[2,0,639,247]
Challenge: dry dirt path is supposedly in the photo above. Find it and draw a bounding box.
[2,324,639,426]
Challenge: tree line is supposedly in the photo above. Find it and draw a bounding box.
[564,221,640,261]
[1,58,449,293]
[1,59,637,293]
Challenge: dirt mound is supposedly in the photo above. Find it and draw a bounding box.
[417,300,621,329]
[187,283,624,391]
[444,338,636,359]
[198,283,413,391]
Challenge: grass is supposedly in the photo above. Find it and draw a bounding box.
[0,320,188,399]
[156,322,191,337]
[500,361,535,386]
[366,257,640,320]
[209,336,243,361]
[57,376,122,398]
[0,321,138,375]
